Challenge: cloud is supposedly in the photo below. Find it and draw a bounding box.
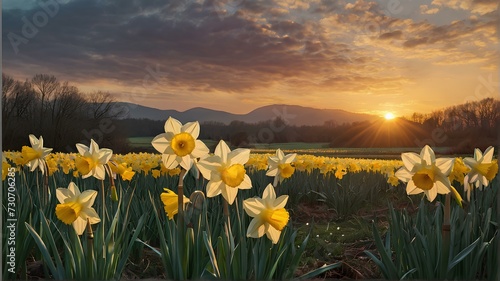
[420,5,440,15]
[2,0,497,114]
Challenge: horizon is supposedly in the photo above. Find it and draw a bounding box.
[3,0,499,117]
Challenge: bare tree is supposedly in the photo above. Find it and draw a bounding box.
[31,74,60,133]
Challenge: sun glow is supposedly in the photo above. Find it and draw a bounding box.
[384,112,395,120]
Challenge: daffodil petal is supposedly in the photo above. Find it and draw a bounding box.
[79,190,98,207]
[72,217,87,236]
[262,184,276,202]
[165,117,182,134]
[265,224,282,244]
[395,167,412,182]
[228,148,250,166]
[221,184,239,205]
[152,134,170,153]
[191,140,209,158]
[401,152,421,171]
[162,154,178,169]
[425,187,437,202]
[247,218,265,238]
[421,145,435,165]
[284,153,297,163]
[243,198,265,217]
[482,146,494,162]
[182,121,200,139]
[76,143,89,156]
[80,208,101,224]
[436,158,454,176]
[206,181,223,198]
[266,167,278,177]
[273,195,289,209]
[56,188,73,203]
[68,182,80,196]
[406,181,422,195]
[215,140,231,163]
[238,174,252,190]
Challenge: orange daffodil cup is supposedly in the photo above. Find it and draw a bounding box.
[197,140,252,205]
[395,145,455,202]
[151,116,209,170]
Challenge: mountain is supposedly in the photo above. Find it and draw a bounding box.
[111,102,379,126]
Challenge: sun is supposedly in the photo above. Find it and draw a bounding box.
[384,112,395,120]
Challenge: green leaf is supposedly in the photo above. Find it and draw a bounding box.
[447,237,480,271]
[296,262,342,280]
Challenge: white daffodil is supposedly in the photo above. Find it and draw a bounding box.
[266,148,297,186]
[395,145,454,202]
[243,183,290,244]
[21,134,52,174]
[75,139,113,180]
[197,140,252,205]
[55,182,100,235]
[463,146,498,200]
[151,117,209,171]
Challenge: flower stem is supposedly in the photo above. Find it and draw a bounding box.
[86,218,94,279]
[101,180,106,259]
[177,169,187,279]
[441,193,451,278]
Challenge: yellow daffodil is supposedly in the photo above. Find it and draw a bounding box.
[21,135,52,174]
[266,149,297,186]
[197,140,252,205]
[55,182,100,235]
[395,145,454,202]
[160,188,190,220]
[75,139,113,180]
[2,156,11,181]
[463,146,498,201]
[109,161,135,181]
[448,157,470,185]
[243,183,290,244]
[151,117,209,170]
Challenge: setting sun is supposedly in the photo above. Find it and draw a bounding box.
[384,112,395,120]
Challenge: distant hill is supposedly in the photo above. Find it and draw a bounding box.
[111,102,379,126]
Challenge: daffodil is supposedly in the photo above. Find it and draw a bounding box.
[395,145,454,202]
[266,149,297,186]
[75,139,113,180]
[2,156,11,181]
[151,117,209,171]
[197,140,252,205]
[160,188,190,220]
[55,182,100,235]
[243,183,290,244]
[109,161,135,181]
[463,146,498,200]
[21,135,52,174]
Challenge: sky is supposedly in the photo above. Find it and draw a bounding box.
[2,0,499,117]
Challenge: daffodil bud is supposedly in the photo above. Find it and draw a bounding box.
[110,185,118,202]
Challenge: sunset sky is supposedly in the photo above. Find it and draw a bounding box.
[3,0,499,118]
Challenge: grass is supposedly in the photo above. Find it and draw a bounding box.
[127,138,454,159]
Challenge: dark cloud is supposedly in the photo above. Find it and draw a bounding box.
[2,0,497,106]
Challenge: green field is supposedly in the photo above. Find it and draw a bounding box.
[127,137,454,159]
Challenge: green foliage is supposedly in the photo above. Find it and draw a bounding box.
[366,179,499,280]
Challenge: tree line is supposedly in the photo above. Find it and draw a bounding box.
[3,73,498,152]
[117,98,499,151]
[2,74,129,152]
[408,98,499,136]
